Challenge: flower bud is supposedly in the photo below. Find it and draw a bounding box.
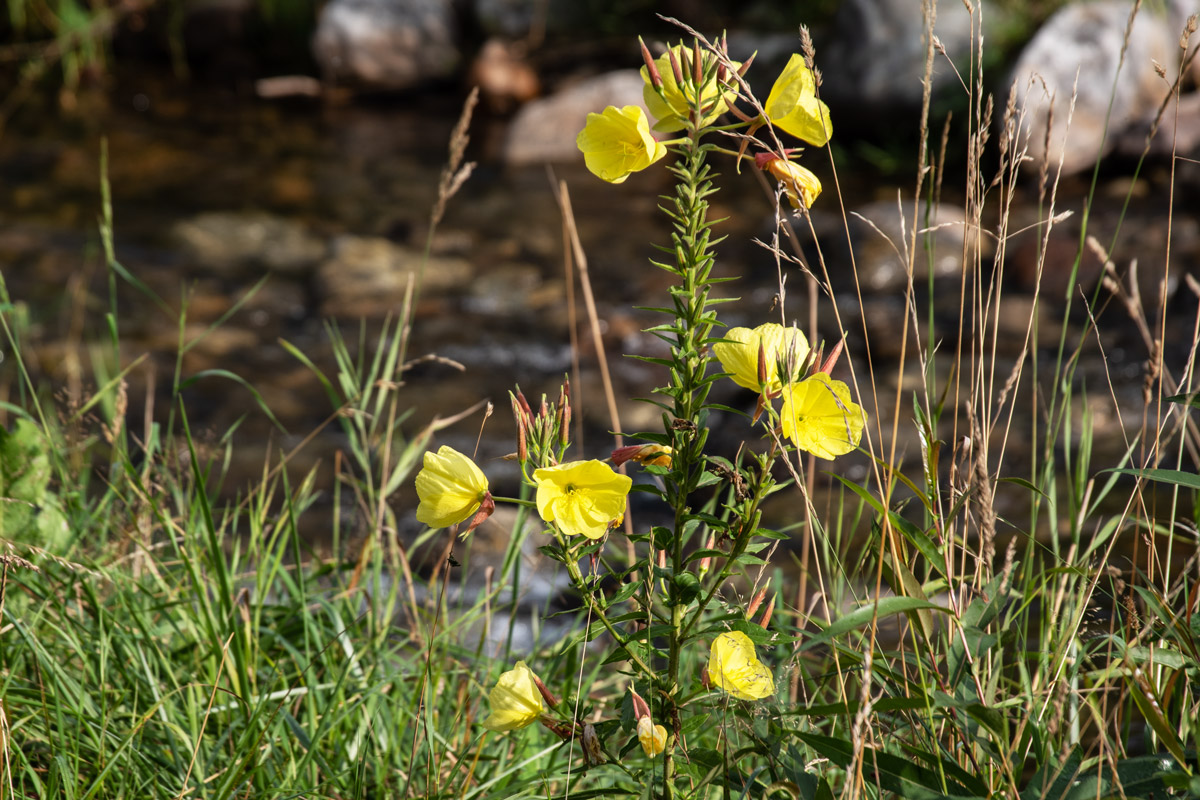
[629,688,652,721]
[640,37,663,90]
[668,47,685,86]
[759,594,776,629]
[462,491,495,535]
[531,671,559,708]
[746,581,770,619]
[818,338,844,375]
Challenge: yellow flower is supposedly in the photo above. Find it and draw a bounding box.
[709,631,774,700]
[641,45,739,132]
[763,156,822,209]
[482,661,546,732]
[637,716,668,757]
[533,459,632,539]
[764,54,833,146]
[576,105,668,184]
[415,446,490,528]
[780,372,864,460]
[712,323,810,393]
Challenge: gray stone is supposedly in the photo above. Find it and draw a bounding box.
[1008,0,1191,175]
[313,0,460,90]
[503,70,646,166]
[170,211,327,274]
[820,0,981,118]
[315,234,472,316]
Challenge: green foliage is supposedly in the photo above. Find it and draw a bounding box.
[0,418,69,549]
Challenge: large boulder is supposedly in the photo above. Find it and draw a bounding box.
[313,0,461,90]
[819,0,981,124]
[1008,0,1198,175]
[503,70,646,166]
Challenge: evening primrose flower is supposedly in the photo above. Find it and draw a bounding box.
[533,459,632,539]
[764,53,833,146]
[712,323,810,393]
[780,372,864,460]
[482,661,546,732]
[415,446,493,530]
[641,44,739,132]
[757,153,822,209]
[709,631,775,700]
[637,716,668,757]
[576,105,668,184]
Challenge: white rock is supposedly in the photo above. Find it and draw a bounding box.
[503,70,647,166]
[1008,0,1184,174]
[313,0,460,89]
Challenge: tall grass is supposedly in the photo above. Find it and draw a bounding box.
[2,2,1199,798]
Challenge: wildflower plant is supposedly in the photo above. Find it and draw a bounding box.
[411,25,864,797]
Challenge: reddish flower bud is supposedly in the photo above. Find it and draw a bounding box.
[818,338,844,375]
[462,491,496,535]
[746,581,770,619]
[758,594,776,629]
[669,47,685,86]
[629,688,652,721]
[692,40,703,86]
[532,671,560,707]
[640,37,663,90]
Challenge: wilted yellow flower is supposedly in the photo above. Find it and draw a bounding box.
[780,372,864,460]
[637,716,668,757]
[709,631,775,700]
[712,323,810,394]
[761,155,822,209]
[533,460,632,539]
[482,661,546,732]
[764,53,833,146]
[610,443,673,469]
[576,105,668,184]
[641,45,739,132]
[415,445,491,528]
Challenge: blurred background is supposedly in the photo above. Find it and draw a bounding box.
[3,0,1199,547]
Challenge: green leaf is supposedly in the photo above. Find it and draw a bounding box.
[1106,467,1200,491]
[801,596,950,652]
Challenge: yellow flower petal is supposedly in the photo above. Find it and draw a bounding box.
[533,460,632,539]
[576,105,668,184]
[780,373,864,460]
[712,323,809,393]
[482,661,546,732]
[709,631,775,700]
[637,716,668,757]
[764,54,833,146]
[415,446,489,528]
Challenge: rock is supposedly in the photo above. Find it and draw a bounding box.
[503,70,646,166]
[312,0,461,90]
[1008,0,1184,175]
[315,234,472,316]
[466,38,541,113]
[170,212,327,275]
[820,0,982,123]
